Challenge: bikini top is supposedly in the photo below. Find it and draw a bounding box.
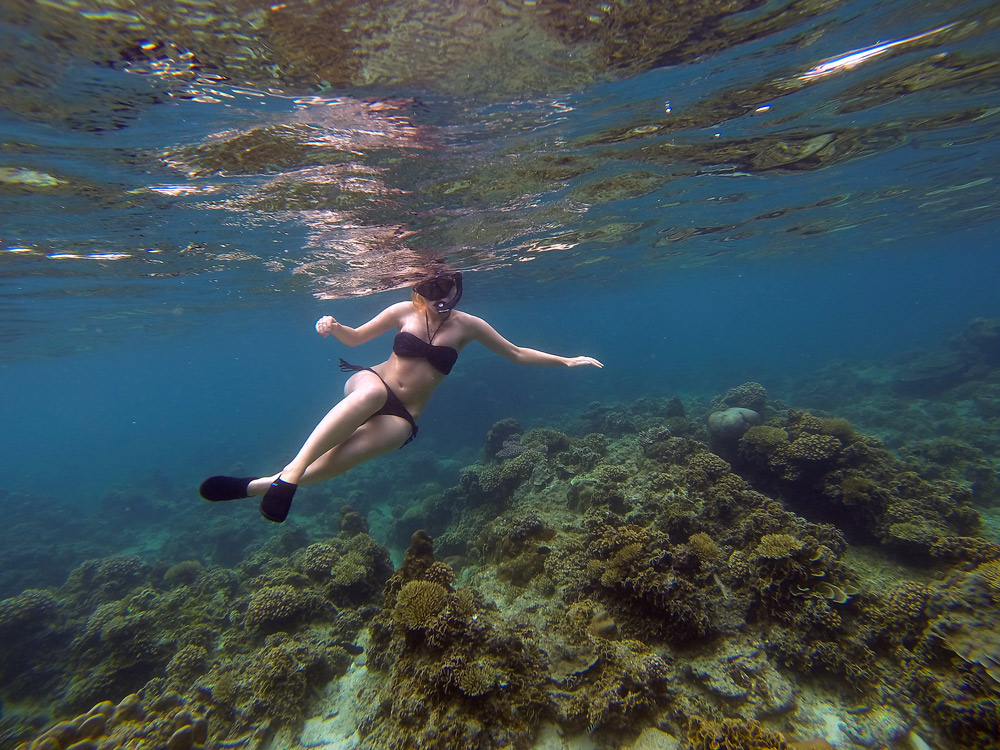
[393,331,459,375]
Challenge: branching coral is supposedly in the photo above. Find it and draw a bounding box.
[393,580,452,630]
[560,521,720,646]
[687,715,788,750]
[713,382,768,414]
[0,589,57,633]
[548,636,674,734]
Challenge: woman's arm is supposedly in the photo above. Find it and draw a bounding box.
[315,302,408,347]
[469,315,603,368]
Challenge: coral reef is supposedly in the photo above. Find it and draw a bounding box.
[735,410,980,555]
[0,532,387,747]
[363,532,549,750]
[3,365,999,750]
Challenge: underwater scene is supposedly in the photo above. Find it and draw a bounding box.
[2,0,1000,748]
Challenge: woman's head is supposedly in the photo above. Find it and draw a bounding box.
[413,271,462,313]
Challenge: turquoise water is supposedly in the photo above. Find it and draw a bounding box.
[2,0,1000,748]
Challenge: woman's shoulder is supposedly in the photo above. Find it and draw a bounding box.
[451,309,486,329]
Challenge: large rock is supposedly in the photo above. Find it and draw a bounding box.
[707,408,761,457]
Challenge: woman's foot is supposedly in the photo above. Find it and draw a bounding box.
[260,478,297,523]
[199,476,258,502]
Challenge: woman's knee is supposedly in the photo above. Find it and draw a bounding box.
[346,379,388,413]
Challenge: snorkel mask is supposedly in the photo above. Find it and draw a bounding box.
[414,271,463,313]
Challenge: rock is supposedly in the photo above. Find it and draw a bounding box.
[707,408,761,457]
[629,727,681,750]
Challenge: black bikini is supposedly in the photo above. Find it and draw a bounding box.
[339,318,459,447]
[392,331,458,375]
[339,360,420,446]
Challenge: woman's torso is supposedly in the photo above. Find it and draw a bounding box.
[369,307,471,418]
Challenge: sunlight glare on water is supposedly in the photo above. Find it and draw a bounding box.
[1,0,998,359]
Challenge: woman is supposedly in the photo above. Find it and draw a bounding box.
[200,271,603,522]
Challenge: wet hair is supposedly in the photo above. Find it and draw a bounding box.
[411,288,430,312]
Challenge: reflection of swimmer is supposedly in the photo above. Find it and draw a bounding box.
[200,271,603,523]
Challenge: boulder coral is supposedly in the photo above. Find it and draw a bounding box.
[15,692,211,750]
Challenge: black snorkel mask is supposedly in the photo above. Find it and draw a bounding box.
[415,271,463,313]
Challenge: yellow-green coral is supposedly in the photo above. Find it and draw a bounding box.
[819,417,856,443]
[245,585,303,629]
[744,425,789,451]
[394,580,451,630]
[688,532,720,561]
[786,434,841,463]
[753,534,805,560]
[329,551,368,587]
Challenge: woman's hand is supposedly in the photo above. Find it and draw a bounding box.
[315,316,338,337]
[566,356,603,368]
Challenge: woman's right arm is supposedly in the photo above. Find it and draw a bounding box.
[315,302,408,347]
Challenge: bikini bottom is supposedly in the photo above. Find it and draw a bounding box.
[339,359,417,447]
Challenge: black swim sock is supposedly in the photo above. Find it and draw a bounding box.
[260,478,297,523]
[200,476,258,502]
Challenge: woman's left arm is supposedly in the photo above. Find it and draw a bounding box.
[469,316,603,368]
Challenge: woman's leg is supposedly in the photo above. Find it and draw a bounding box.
[248,415,412,495]
[251,372,387,521]
[301,416,413,482]
[276,372,389,485]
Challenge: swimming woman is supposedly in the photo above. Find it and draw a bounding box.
[200,271,603,522]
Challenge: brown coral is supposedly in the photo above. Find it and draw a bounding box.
[166,644,208,684]
[715,381,768,413]
[0,589,57,632]
[303,543,337,579]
